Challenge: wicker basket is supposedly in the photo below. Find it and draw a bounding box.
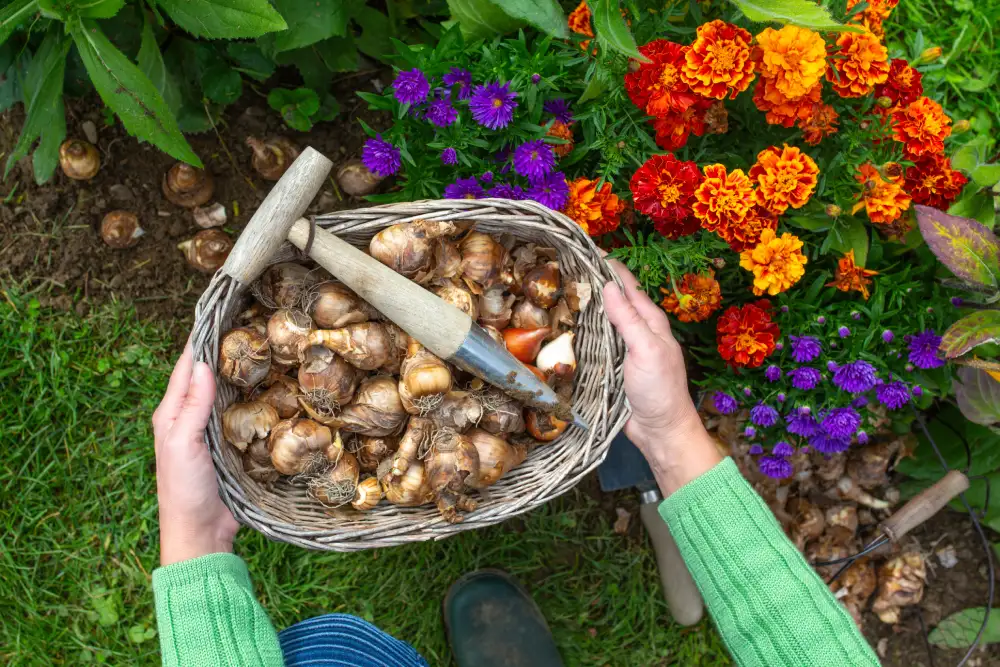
[191,199,630,551]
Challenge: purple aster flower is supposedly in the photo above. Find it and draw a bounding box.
[809,434,852,454]
[361,134,401,177]
[776,342,784,351]
[875,381,910,410]
[788,366,822,391]
[838,326,851,338]
[882,330,895,343]
[469,81,518,130]
[444,177,484,200]
[780,305,789,313]
[765,365,782,383]
[852,396,869,409]
[480,171,493,183]
[832,360,878,394]
[749,444,764,455]
[951,296,964,306]
[744,426,757,438]
[486,183,525,200]
[426,98,458,127]
[790,335,822,363]
[817,316,826,324]
[713,391,738,415]
[827,361,839,372]
[908,329,945,369]
[392,68,430,105]
[440,147,458,165]
[777,392,787,403]
[772,441,794,457]
[820,407,861,438]
[512,140,556,179]
[851,311,861,320]
[750,404,779,428]
[442,67,472,100]
[526,172,569,209]
[743,387,753,397]
[543,98,573,124]
[758,455,793,479]
[786,413,820,437]
[798,406,811,415]
[857,430,869,445]
[913,385,923,397]
[531,73,541,84]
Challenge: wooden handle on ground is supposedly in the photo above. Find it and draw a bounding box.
[880,470,970,542]
[287,219,472,359]
[639,502,704,626]
[221,147,333,285]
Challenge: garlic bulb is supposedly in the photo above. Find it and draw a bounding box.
[59,139,100,180]
[219,327,271,388]
[501,327,551,364]
[356,435,398,472]
[257,263,315,310]
[339,375,407,436]
[460,232,507,293]
[466,428,526,487]
[351,476,383,511]
[247,136,299,181]
[163,162,214,208]
[309,450,360,506]
[535,331,577,380]
[383,459,429,506]
[306,322,393,371]
[256,375,301,419]
[435,283,479,320]
[369,220,458,279]
[337,159,383,197]
[525,409,568,442]
[268,418,336,475]
[100,210,144,249]
[399,340,452,414]
[510,299,550,329]
[308,282,378,329]
[267,309,312,366]
[523,262,561,308]
[178,229,232,273]
[298,345,361,407]
[223,401,280,452]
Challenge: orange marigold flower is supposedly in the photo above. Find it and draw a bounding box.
[904,154,969,210]
[650,99,710,150]
[826,29,889,98]
[749,144,820,215]
[660,271,722,323]
[853,163,911,224]
[873,58,923,110]
[562,177,623,236]
[625,40,698,116]
[681,20,756,100]
[754,26,827,100]
[728,205,778,252]
[752,78,821,128]
[568,1,594,37]
[847,0,898,37]
[716,300,779,369]
[692,164,755,241]
[891,96,952,158]
[630,153,701,236]
[798,103,840,145]
[827,249,878,300]
[739,228,808,296]
[546,120,574,158]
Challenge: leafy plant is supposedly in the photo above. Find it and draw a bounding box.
[267,87,339,132]
[928,608,1000,649]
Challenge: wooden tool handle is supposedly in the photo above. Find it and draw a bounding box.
[287,219,472,358]
[221,147,333,285]
[880,470,970,542]
[639,503,704,626]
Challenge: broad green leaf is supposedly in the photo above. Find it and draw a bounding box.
[137,18,181,115]
[916,204,1000,287]
[828,216,869,267]
[928,608,1000,648]
[788,214,831,232]
[447,0,524,40]
[154,0,286,40]
[265,0,347,53]
[955,367,1000,425]
[728,0,863,32]
[89,588,119,627]
[1,0,37,47]
[70,19,201,167]
[77,0,125,18]
[593,0,644,61]
[201,63,242,104]
[897,404,1000,480]
[490,0,568,38]
[351,5,392,61]
[226,43,274,81]
[941,310,1000,359]
[577,75,606,104]
[312,36,359,73]
[951,137,1000,188]
[949,191,997,228]
[0,43,30,113]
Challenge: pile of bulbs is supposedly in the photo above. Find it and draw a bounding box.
[219,220,592,523]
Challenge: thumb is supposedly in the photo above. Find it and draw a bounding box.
[603,281,656,354]
[172,362,217,441]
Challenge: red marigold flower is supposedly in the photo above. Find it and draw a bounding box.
[716,300,780,369]
[653,216,702,239]
[752,78,821,128]
[630,153,701,230]
[891,96,952,157]
[826,29,889,98]
[681,20,756,100]
[728,205,778,252]
[625,40,698,116]
[650,99,711,150]
[660,271,723,323]
[874,58,923,110]
[693,164,754,242]
[563,177,623,236]
[545,120,574,158]
[798,103,840,145]
[568,1,594,37]
[749,144,820,215]
[904,154,969,210]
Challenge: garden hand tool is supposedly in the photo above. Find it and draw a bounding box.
[221,147,586,428]
[598,431,704,626]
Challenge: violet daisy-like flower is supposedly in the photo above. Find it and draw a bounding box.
[787,366,822,391]
[882,330,895,343]
[440,147,458,165]
[543,98,573,124]
[480,171,493,183]
[838,326,851,338]
[749,444,764,455]
[750,404,779,428]
[758,455,793,479]
[512,140,556,179]
[820,407,861,439]
[809,433,852,454]
[469,81,518,130]
[789,335,822,363]
[765,365,781,383]
[744,426,757,438]
[832,360,878,394]
[442,67,472,100]
[908,329,945,369]
[526,171,569,209]
[444,177,484,200]
[531,73,542,84]
[772,441,794,456]
[486,183,525,200]
[361,134,401,177]
[426,97,458,127]
[392,68,430,105]
[876,381,910,410]
[713,391,738,415]
[786,413,820,437]
[857,430,869,445]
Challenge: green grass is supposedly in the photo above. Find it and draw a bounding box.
[0,291,728,666]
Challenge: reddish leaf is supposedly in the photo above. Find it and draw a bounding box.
[915,204,1000,287]
[955,366,1000,425]
[940,310,1000,359]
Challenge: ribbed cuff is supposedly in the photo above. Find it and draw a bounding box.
[153,553,252,591]
[658,456,742,523]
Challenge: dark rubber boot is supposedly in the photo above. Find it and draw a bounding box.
[443,569,565,667]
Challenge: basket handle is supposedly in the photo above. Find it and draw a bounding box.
[221,147,334,285]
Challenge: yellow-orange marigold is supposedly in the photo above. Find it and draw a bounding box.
[728,205,778,252]
[546,121,574,158]
[847,0,898,37]
[739,229,808,296]
[891,96,952,158]
[754,26,827,100]
[827,249,878,300]
[749,144,819,215]
[660,271,722,322]
[562,177,623,236]
[826,29,889,98]
[752,78,821,128]
[852,163,911,224]
[568,1,594,37]
[692,164,755,241]
[799,103,840,145]
[681,20,756,100]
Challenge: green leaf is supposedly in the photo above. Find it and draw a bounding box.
[137,18,181,116]
[951,137,1000,188]
[77,0,125,19]
[788,214,831,232]
[154,0,286,40]
[593,0,644,61]
[489,0,567,38]
[916,204,1000,287]
[201,63,242,104]
[941,310,1000,359]
[0,43,31,113]
[897,405,1000,480]
[311,36,359,73]
[89,588,119,627]
[577,76,606,104]
[828,217,869,267]
[955,366,1000,425]
[1,0,37,48]
[447,0,524,39]
[265,0,347,53]
[226,43,275,81]
[949,191,997,228]
[928,608,1000,648]
[268,87,318,131]
[69,19,201,167]
[727,0,863,32]
[351,5,392,62]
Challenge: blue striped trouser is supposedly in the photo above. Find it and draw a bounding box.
[279,613,430,667]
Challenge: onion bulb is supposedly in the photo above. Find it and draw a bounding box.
[309,450,360,506]
[478,286,515,329]
[433,239,462,281]
[523,262,561,308]
[339,375,407,436]
[383,459,429,506]
[399,340,453,414]
[163,162,214,208]
[535,331,576,380]
[337,159,383,197]
[466,428,527,487]
[268,418,336,475]
[307,282,377,329]
[501,327,551,363]
[59,139,100,180]
[460,232,507,293]
[223,401,280,452]
[525,409,568,442]
[247,438,273,466]
[369,220,458,279]
[351,476,383,511]
[243,452,280,484]
[478,389,525,435]
[267,309,313,366]
[390,416,435,479]
[178,229,232,273]
[435,282,478,320]
[426,391,484,433]
[305,322,393,371]
[511,299,550,329]
[257,263,315,310]
[219,327,271,388]
[247,136,299,181]
[256,375,301,418]
[100,211,143,249]
[356,435,398,472]
[298,345,360,406]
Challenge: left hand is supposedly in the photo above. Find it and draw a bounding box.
[153,345,239,566]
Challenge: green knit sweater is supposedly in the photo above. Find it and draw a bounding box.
[152,457,880,666]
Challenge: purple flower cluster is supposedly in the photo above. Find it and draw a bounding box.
[832,360,877,393]
[875,381,910,410]
[442,68,472,99]
[758,455,793,479]
[787,366,821,390]
[789,335,822,363]
[361,135,401,177]
[512,140,556,179]
[809,433,852,454]
[526,172,569,209]
[469,81,518,130]
[543,98,573,124]
[713,392,738,415]
[772,442,794,456]
[444,177,484,199]
[786,412,820,437]
[487,183,525,200]
[765,365,782,383]
[426,97,458,127]
[908,330,944,369]
[392,68,430,105]
[820,407,861,439]
[750,404,779,428]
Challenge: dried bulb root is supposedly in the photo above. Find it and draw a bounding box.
[178,229,232,273]
[369,220,458,279]
[305,322,393,371]
[351,477,383,511]
[309,450,360,506]
[223,401,280,452]
[256,263,316,310]
[247,136,299,181]
[100,211,144,249]
[219,327,271,388]
[163,162,214,208]
[59,139,100,180]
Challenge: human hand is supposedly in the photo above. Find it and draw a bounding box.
[153,345,239,566]
[603,261,722,494]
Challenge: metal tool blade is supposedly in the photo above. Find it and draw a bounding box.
[597,431,656,492]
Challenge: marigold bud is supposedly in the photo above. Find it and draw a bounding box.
[882,161,904,181]
[712,257,726,269]
[953,119,971,134]
[859,121,871,131]
[825,204,842,217]
[919,46,943,63]
[876,96,893,108]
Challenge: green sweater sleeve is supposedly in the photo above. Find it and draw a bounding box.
[153,552,283,667]
[659,457,879,667]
